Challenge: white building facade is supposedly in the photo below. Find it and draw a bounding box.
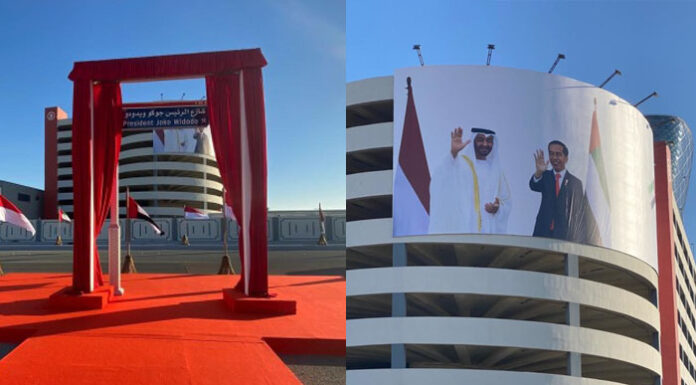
[52,113,224,218]
[347,75,662,385]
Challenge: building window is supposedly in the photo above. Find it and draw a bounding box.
[17,193,30,202]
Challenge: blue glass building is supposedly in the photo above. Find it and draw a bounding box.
[646,115,694,212]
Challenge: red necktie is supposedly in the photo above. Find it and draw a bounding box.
[550,173,561,231]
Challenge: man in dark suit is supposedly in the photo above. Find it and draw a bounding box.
[530,140,599,244]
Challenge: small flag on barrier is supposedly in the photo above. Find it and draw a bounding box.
[184,205,209,220]
[128,196,164,235]
[58,208,72,223]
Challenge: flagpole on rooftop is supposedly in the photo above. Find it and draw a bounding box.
[634,91,658,107]
[412,45,424,67]
[598,69,621,88]
[548,53,565,74]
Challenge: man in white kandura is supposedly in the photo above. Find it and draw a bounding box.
[429,127,511,234]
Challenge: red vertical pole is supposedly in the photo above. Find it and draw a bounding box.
[655,141,680,385]
[44,107,67,219]
[71,80,95,293]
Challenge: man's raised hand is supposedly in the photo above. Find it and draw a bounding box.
[534,149,548,178]
[484,197,500,214]
[451,127,471,158]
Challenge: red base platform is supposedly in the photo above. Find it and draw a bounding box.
[48,285,113,312]
[0,273,345,385]
[222,288,297,315]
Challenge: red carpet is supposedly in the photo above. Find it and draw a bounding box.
[0,273,345,384]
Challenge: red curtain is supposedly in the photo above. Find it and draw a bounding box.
[206,69,268,296]
[206,73,244,288]
[71,81,122,292]
[93,82,123,286]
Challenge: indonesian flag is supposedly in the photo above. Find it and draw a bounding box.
[584,99,611,247]
[184,205,209,220]
[318,202,326,234]
[0,194,36,236]
[393,77,430,236]
[127,196,164,235]
[58,208,72,223]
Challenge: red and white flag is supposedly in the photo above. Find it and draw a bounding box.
[58,208,72,223]
[127,196,164,235]
[184,205,209,220]
[0,194,36,236]
[393,77,430,236]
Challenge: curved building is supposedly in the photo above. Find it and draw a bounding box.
[646,115,693,212]
[46,105,223,218]
[347,70,661,385]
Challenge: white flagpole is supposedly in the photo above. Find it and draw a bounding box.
[109,164,123,295]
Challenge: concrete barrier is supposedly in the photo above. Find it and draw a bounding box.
[0,210,345,246]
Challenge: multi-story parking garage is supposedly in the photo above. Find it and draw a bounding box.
[45,105,223,218]
[346,70,665,385]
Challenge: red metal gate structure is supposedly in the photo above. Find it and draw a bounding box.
[68,49,269,297]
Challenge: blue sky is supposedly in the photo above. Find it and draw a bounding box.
[0,0,345,210]
[348,0,696,240]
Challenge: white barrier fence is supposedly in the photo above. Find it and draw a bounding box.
[0,211,346,245]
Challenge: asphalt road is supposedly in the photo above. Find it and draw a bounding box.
[0,246,346,276]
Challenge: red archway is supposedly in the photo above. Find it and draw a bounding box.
[68,49,268,297]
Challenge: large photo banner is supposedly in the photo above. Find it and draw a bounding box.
[153,126,215,157]
[393,66,657,270]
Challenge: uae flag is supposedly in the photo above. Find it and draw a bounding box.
[393,77,430,236]
[584,99,611,247]
[184,205,209,220]
[127,196,164,235]
[0,194,36,236]
[58,208,71,223]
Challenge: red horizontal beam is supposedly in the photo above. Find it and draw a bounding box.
[69,49,266,82]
